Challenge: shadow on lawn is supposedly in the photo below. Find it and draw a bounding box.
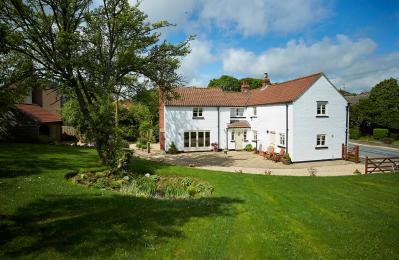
[0,194,242,258]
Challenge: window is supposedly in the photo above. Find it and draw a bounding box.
[279,133,285,147]
[253,130,257,141]
[316,101,328,116]
[253,107,257,116]
[231,131,235,141]
[193,107,203,118]
[244,130,248,141]
[230,107,244,117]
[184,131,210,148]
[316,134,326,147]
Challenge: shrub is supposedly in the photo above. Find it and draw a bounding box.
[349,127,361,139]
[187,186,198,197]
[168,142,178,154]
[181,177,193,187]
[165,183,188,199]
[381,137,394,144]
[389,132,399,140]
[373,128,389,140]
[244,144,253,152]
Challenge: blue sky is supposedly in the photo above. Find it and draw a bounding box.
[139,0,399,92]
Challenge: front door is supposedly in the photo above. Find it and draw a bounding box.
[235,129,244,150]
[268,131,276,147]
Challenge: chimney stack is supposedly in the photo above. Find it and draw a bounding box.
[240,81,250,92]
[262,73,271,87]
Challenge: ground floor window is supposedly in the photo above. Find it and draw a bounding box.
[316,134,326,147]
[253,130,257,141]
[244,130,248,141]
[184,131,210,148]
[279,133,285,147]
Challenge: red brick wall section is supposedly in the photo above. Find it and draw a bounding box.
[159,86,165,150]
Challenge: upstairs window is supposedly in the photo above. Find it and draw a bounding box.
[316,134,326,147]
[279,133,285,147]
[230,107,244,117]
[193,107,203,118]
[317,101,328,116]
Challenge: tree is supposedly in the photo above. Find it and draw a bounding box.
[208,75,240,91]
[1,0,191,165]
[368,78,399,130]
[208,75,262,91]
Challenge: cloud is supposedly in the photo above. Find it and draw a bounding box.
[138,0,329,36]
[221,35,399,92]
[178,39,215,85]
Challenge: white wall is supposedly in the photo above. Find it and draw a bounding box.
[164,106,219,151]
[291,76,348,162]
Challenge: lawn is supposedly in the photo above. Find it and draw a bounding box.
[1,143,399,259]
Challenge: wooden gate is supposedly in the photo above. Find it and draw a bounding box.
[365,157,399,174]
[342,144,359,163]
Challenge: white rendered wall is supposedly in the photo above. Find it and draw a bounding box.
[291,76,348,162]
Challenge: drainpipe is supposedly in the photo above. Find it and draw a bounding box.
[345,104,350,146]
[286,103,289,153]
[226,128,228,150]
[217,106,220,150]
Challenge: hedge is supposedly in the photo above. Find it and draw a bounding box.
[373,128,389,140]
[349,127,361,139]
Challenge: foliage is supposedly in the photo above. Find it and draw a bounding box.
[0,0,191,165]
[168,142,178,154]
[349,127,361,139]
[373,128,389,140]
[208,75,263,91]
[350,78,399,133]
[244,144,253,152]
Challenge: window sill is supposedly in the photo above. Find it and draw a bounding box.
[277,145,286,148]
[192,117,205,119]
[230,116,246,119]
[315,146,328,150]
[250,116,257,118]
[230,141,235,142]
[316,115,329,118]
[252,140,258,142]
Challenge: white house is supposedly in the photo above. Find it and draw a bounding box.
[159,72,349,162]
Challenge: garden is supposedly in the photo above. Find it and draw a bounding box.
[1,143,399,259]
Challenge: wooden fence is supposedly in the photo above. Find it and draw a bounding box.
[62,126,77,137]
[365,157,399,174]
[342,144,360,163]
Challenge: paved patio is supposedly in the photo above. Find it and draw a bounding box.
[131,143,365,176]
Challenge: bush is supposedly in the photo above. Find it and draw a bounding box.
[389,132,399,140]
[244,144,253,152]
[349,127,361,139]
[381,137,394,144]
[373,128,389,140]
[168,142,178,154]
[181,177,193,187]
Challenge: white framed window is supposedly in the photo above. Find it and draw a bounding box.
[253,107,257,116]
[184,131,210,148]
[193,107,203,118]
[253,130,257,141]
[230,107,244,117]
[244,130,248,141]
[279,133,285,147]
[316,101,328,116]
[231,131,235,141]
[316,134,326,147]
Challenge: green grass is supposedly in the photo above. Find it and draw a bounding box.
[1,143,399,259]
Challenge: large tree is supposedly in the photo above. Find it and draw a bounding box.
[208,75,262,91]
[1,0,191,165]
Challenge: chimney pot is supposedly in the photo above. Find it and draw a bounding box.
[262,72,271,87]
[240,81,250,92]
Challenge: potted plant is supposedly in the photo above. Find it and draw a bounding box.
[281,152,292,165]
[211,142,219,152]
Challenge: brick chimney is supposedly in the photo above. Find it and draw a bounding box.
[159,85,165,151]
[240,81,250,92]
[262,73,271,87]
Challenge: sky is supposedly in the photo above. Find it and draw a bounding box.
[137,0,399,93]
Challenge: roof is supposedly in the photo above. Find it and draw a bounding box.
[344,92,369,105]
[15,104,62,123]
[228,120,251,128]
[165,72,323,107]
